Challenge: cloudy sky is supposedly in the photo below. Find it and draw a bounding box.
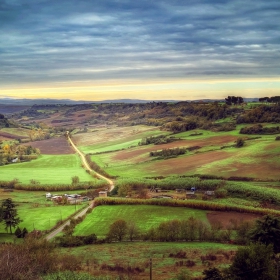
[1,0,280,101]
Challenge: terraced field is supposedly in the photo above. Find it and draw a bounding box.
[77,125,280,180]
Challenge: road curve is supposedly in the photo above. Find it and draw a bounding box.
[67,134,114,191]
[45,134,114,240]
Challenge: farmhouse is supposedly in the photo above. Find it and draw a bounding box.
[99,191,108,197]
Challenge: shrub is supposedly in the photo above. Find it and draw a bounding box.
[14,227,22,238]
[236,137,244,147]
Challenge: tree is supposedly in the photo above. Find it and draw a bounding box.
[127,221,139,241]
[225,96,244,106]
[227,243,275,280]
[106,219,127,241]
[203,267,224,280]
[71,176,80,185]
[249,215,280,253]
[1,198,22,234]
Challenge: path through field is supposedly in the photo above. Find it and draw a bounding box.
[68,133,114,191]
[45,204,94,241]
[45,134,114,240]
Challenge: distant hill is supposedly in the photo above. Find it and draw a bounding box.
[0,98,92,106]
[0,97,260,106]
[0,98,177,105]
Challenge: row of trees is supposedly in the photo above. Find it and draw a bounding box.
[139,135,178,145]
[105,217,250,243]
[240,124,280,134]
[104,215,280,252]
[237,104,280,123]
[150,147,187,158]
[104,215,280,280]
[259,96,280,104]
[225,96,244,105]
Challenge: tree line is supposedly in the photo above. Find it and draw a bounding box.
[150,147,187,158]
[0,142,40,165]
[240,124,280,135]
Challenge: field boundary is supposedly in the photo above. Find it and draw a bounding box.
[94,197,280,216]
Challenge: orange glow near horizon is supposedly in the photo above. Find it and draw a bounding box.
[1,77,280,101]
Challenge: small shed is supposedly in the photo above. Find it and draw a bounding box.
[205,191,215,196]
[99,191,108,198]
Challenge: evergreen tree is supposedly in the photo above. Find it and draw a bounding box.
[1,198,22,234]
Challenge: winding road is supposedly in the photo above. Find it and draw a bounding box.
[67,134,114,191]
[45,133,114,240]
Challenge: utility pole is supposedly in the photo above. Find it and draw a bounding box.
[150,258,152,280]
[276,254,280,280]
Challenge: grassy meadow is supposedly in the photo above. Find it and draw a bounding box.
[0,201,86,239]
[74,205,208,238]
[0,154,94,184]
[62,242,238,279]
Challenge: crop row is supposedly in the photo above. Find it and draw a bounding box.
[94,197,280,216]
[0,179,108,191]
[225,182,280,205]
[115,177,222,191]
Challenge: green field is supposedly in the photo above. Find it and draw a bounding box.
[74,205,208,237]
[0,189,90,242]
[0,154,94,184]
[79,126,280,180]
[62,242,238,279]
[0,203,85,234]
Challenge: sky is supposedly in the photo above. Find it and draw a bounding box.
[0,0,280,101]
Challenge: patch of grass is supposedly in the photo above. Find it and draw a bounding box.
[61,242,238,279]
[0,203,85,234]
[74,205,208,238]
[0,154,94,184]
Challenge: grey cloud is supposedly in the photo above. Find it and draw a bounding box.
[0,0,280,86]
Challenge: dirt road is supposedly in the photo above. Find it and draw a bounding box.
[67,134,114,191]
[45,203,93,241]
[45,134,114,240]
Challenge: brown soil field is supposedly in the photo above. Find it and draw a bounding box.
[207,211,261,229]
[24,137,74,154]
[0,131,26,140]
[113,135,236,163]
[220,160,280,180]
[145,150,230,175]
[73,125,158,146]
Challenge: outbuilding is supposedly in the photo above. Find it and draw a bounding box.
[99,191,107,197]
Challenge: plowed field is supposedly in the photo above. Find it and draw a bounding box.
[24,137,74,154]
